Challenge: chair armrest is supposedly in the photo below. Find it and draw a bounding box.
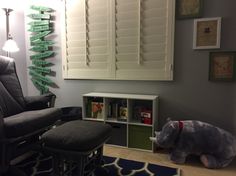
[24,92,56,110]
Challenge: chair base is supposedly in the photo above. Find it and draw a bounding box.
[43,145,104,176]
[2,166,27,176]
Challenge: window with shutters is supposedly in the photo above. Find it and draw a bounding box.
[62,0,175,80]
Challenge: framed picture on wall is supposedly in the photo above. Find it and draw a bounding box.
[176,0,203,19]
[209,51,236,81]
[193,17,221,49]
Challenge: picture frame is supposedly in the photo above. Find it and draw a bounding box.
[193,17,221,49]
[176,0,203,19]
[209,51,236,81]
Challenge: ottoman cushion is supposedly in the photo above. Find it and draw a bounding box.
[41,120,112,152]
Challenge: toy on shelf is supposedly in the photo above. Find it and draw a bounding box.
[150,119,236,169]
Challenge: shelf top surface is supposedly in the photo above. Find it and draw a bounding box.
[83,92,158,100]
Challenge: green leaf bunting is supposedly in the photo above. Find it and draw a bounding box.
[30,39,54,46]
[29,70,53,85]
[31,79,49,92]
[32,60,50,66]
[30,51,54,60]
[30,5,53,12]
[28,25,50,32]
[30,31,51,42]
[28,66,51,74]
[28,5,56,94]
[28,13,50,19]
[30,45,49,52]
[28,20,49,26]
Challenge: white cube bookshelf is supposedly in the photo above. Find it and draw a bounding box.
[83,92,158,152]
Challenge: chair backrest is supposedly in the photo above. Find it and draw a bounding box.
[0,56,25,117]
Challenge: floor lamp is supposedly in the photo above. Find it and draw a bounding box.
[2,8,19,57]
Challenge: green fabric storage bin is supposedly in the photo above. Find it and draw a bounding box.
[128,125,152,150]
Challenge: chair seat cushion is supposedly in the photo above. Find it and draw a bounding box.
[41,120,112,152]
[4,108,62,138]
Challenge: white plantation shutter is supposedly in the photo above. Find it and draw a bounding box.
[115,0,175,80]
[64,0,113,79]
[63,0,175,80]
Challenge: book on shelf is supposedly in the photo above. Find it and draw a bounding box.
[118,106,127,122]
[107,102,128,121]
[112,103,119,118]
[86,99,92,118]
[91,102,104,119]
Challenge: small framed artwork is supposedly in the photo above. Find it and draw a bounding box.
[209,51,236,81]
[193,17,221,49]
[176,0,203,19]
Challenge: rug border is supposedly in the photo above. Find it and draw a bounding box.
[104,155,181,176]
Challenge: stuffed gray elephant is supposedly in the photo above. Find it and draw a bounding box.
[150,120,236,169]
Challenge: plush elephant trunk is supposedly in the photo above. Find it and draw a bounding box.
[152,121,182,148]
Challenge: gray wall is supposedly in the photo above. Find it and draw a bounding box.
[22,0,235,135]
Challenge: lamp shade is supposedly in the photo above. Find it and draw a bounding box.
[2,38,19,52]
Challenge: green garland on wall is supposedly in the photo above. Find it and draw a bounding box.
[28,5,55,94]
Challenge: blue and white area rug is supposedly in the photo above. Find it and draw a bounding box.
[15,153,180,176]
[95,156,180,176]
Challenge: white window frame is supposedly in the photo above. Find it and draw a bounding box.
[62,0,175,81]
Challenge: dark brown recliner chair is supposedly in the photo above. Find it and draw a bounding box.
[0,56,62,174]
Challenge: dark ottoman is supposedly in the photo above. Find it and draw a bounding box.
[41,120,112,176]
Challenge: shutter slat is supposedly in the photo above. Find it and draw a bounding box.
[116,21,139,29]
[67,40,86,48]
[67,54,108,62]
[67,25,85,33]
[143,0,167,9]
[88,15,107,24]
[143,8,166,18]
[88,7,107,16]
[68,62,108,69]
[88,0,107,7]
[116,61,166,70]
[116,3,139,13]
[88,23,108,32]
[142,52,166,61]
[142,26,166,36]
[116,11,139,21]
[67,55,85,62]
[67,17,85,24]
[67,32,86,40]
[88,31,108,40]
[116,53,138,61]
[142,35,166,44]
[116,45,138,53]
[142,17,166,27]
[142,44,166,53]
[67,47,86,55]
[116,0,139,5]
[116,29,139,37]
[116,37,138,45]
[88,46,108,54]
